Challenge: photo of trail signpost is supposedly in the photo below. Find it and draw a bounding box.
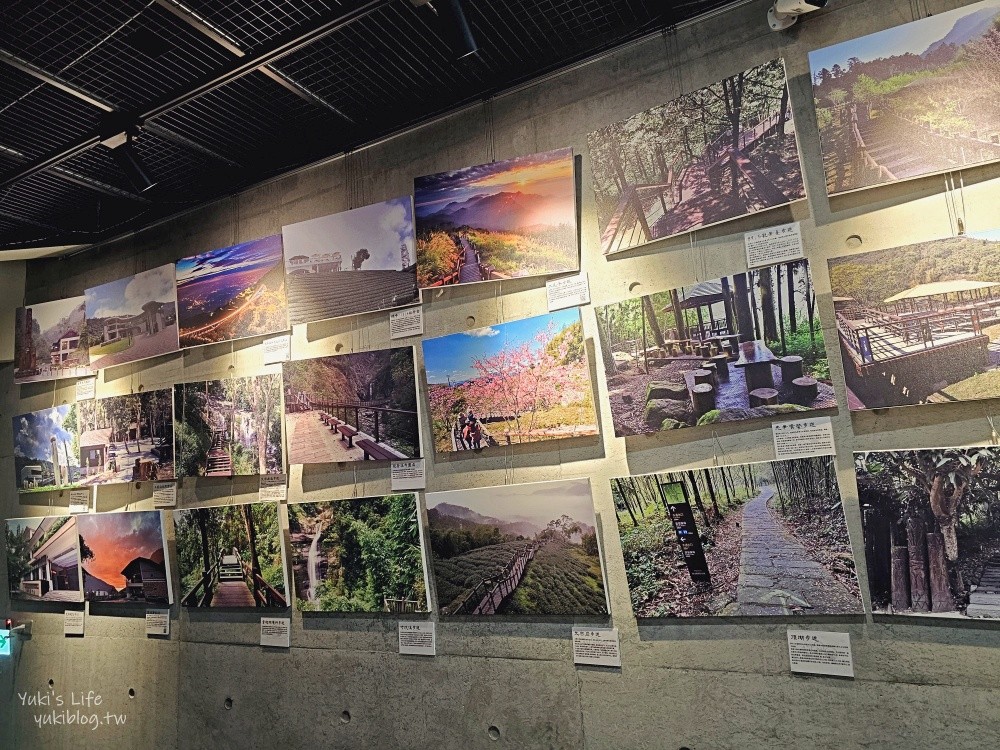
[14,296,92,384]
[283,347,419,464]
[856,446,1000,619]
[810,1,1000,195]
[414,147,578,287]
[596,259,834,435]
[173,501,287,608]
[76,510,172,605]
[426,479,607,616]
[174,374,283,478]
[175,235,288,347]
[828,230,1000,409]
[6,516,83,602]
[612,457,862,618]
[288,495,429,613]
[422,309,598,453]
[588,58,805,255]
[78,390,174,485]
[12,404,81,493]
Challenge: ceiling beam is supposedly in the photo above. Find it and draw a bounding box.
[0,141,149,202]
[0,47,115,112]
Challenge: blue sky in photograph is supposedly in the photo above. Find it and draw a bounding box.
[175,234,283,284]
[85,263,175,319]
[422,308,580,385]
[12,405,77,466]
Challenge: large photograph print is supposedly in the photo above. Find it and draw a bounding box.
[414,147,578,288]
[5,516,83,602]
[78,390,174,485]
[76,510,172,604]
[283,197,419,325]
[829,230,1000,410]
[283,347,419,464]
[857,446,1000,619]
[588,58,805,255]
[174,374,283,478]
[426,479,608,616]
[173,502,288,608]
[612,457,862,618]
[595,259,834,436]
[288,494,429,613]
[14,297,92,383]
[13,404,81,493]
[85,263,179,369]
[810,1,1000,195]
[175,235,288,347]
[422,309,598,453]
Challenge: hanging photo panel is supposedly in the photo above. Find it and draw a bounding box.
[172,501,289,608]
[421,309,598,453]
[84,263,179,369]
[282,196,419,325]
[414,147,579,288]
[612,457,863,618]
[76,510,173,605]
[14,296,93,384]
[288,494,430,613]
[828,230,1000,410]
[5,515,84,603]
[426,478,608,616]
[12,404,82,494]
[594,259,834,436]
[175,234,288,348]
[588,58,805,255]
[283,347,420,464]
[810,1,1000,196]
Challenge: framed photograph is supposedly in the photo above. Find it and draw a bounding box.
[76,510,173,605]
[421,309,598,453]
[612,457,863,618]
[282,196,419,325]
[14,297,93,384]
[5,516,84,602]
[414,147,578,288]
[426,478,608,616]
[810,1,1000,195]
[588,58,805,255]
[12,404,81,493]
[283,347,420,464]
[287,494,430,613]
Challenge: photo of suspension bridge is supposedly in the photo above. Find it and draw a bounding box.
[283,347,420,464]
[173,501,288,608]
[588,58,805,255]
[612,457,862,618]
[828,230,1000,409]
[426,479,608,616]
[288,494,429,613]
[811,1,1000,195]
[173,374,283,478]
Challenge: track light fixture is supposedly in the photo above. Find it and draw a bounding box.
[767,0,829,31]
[101,127,157,193]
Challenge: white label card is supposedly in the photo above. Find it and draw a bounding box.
[64,610,85,637]
[260,617,290,648]
[787,630,854,678]
[389,307,424,339]
[259,474,287,502]
[391,459,426,490]
[572,627,621,668]
[68,488,91,514]
[398,622,435,656]
[152,481,177,508]
[75,377,97,402]
[262,335,291,364]
[744,221,804,268]
[772,417,836,460]
[546,272,591,312]
[145,610,170,637]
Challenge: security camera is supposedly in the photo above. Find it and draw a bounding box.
[768,0,829,31]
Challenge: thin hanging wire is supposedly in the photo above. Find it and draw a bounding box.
[484,99,497,163]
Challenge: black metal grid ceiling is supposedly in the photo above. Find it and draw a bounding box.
[0,0,740,251]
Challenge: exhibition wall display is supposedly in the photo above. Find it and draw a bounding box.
[810,0,1000,195]
[13,296,92,384]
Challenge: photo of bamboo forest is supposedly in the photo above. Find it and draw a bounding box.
[856,446,1000,619]
[288,495,428,613]
[810,1,1000,195]
[612,458,862,617]
[173,502,287,608]
[588,58,804,255]
[596,259,834,436]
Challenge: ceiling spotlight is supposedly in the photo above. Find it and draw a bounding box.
[413,0,478,59]
[768,0,829,31]
[105,132,157,193]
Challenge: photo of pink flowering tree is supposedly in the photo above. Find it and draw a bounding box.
[422,309,598,453]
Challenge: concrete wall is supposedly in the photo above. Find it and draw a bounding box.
[3,1,1000,747]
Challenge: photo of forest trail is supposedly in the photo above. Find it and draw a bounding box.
[596,259,834,436]
[78,390,174,485]
[173,502,287,608]
[588,58,804,255]
[856,447,1000,619]
[426,480,607,616]
[287,494,428,613]
[613,457,861,618]
[811,1,1000,194]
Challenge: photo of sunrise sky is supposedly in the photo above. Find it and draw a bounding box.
[75,510,172,604]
